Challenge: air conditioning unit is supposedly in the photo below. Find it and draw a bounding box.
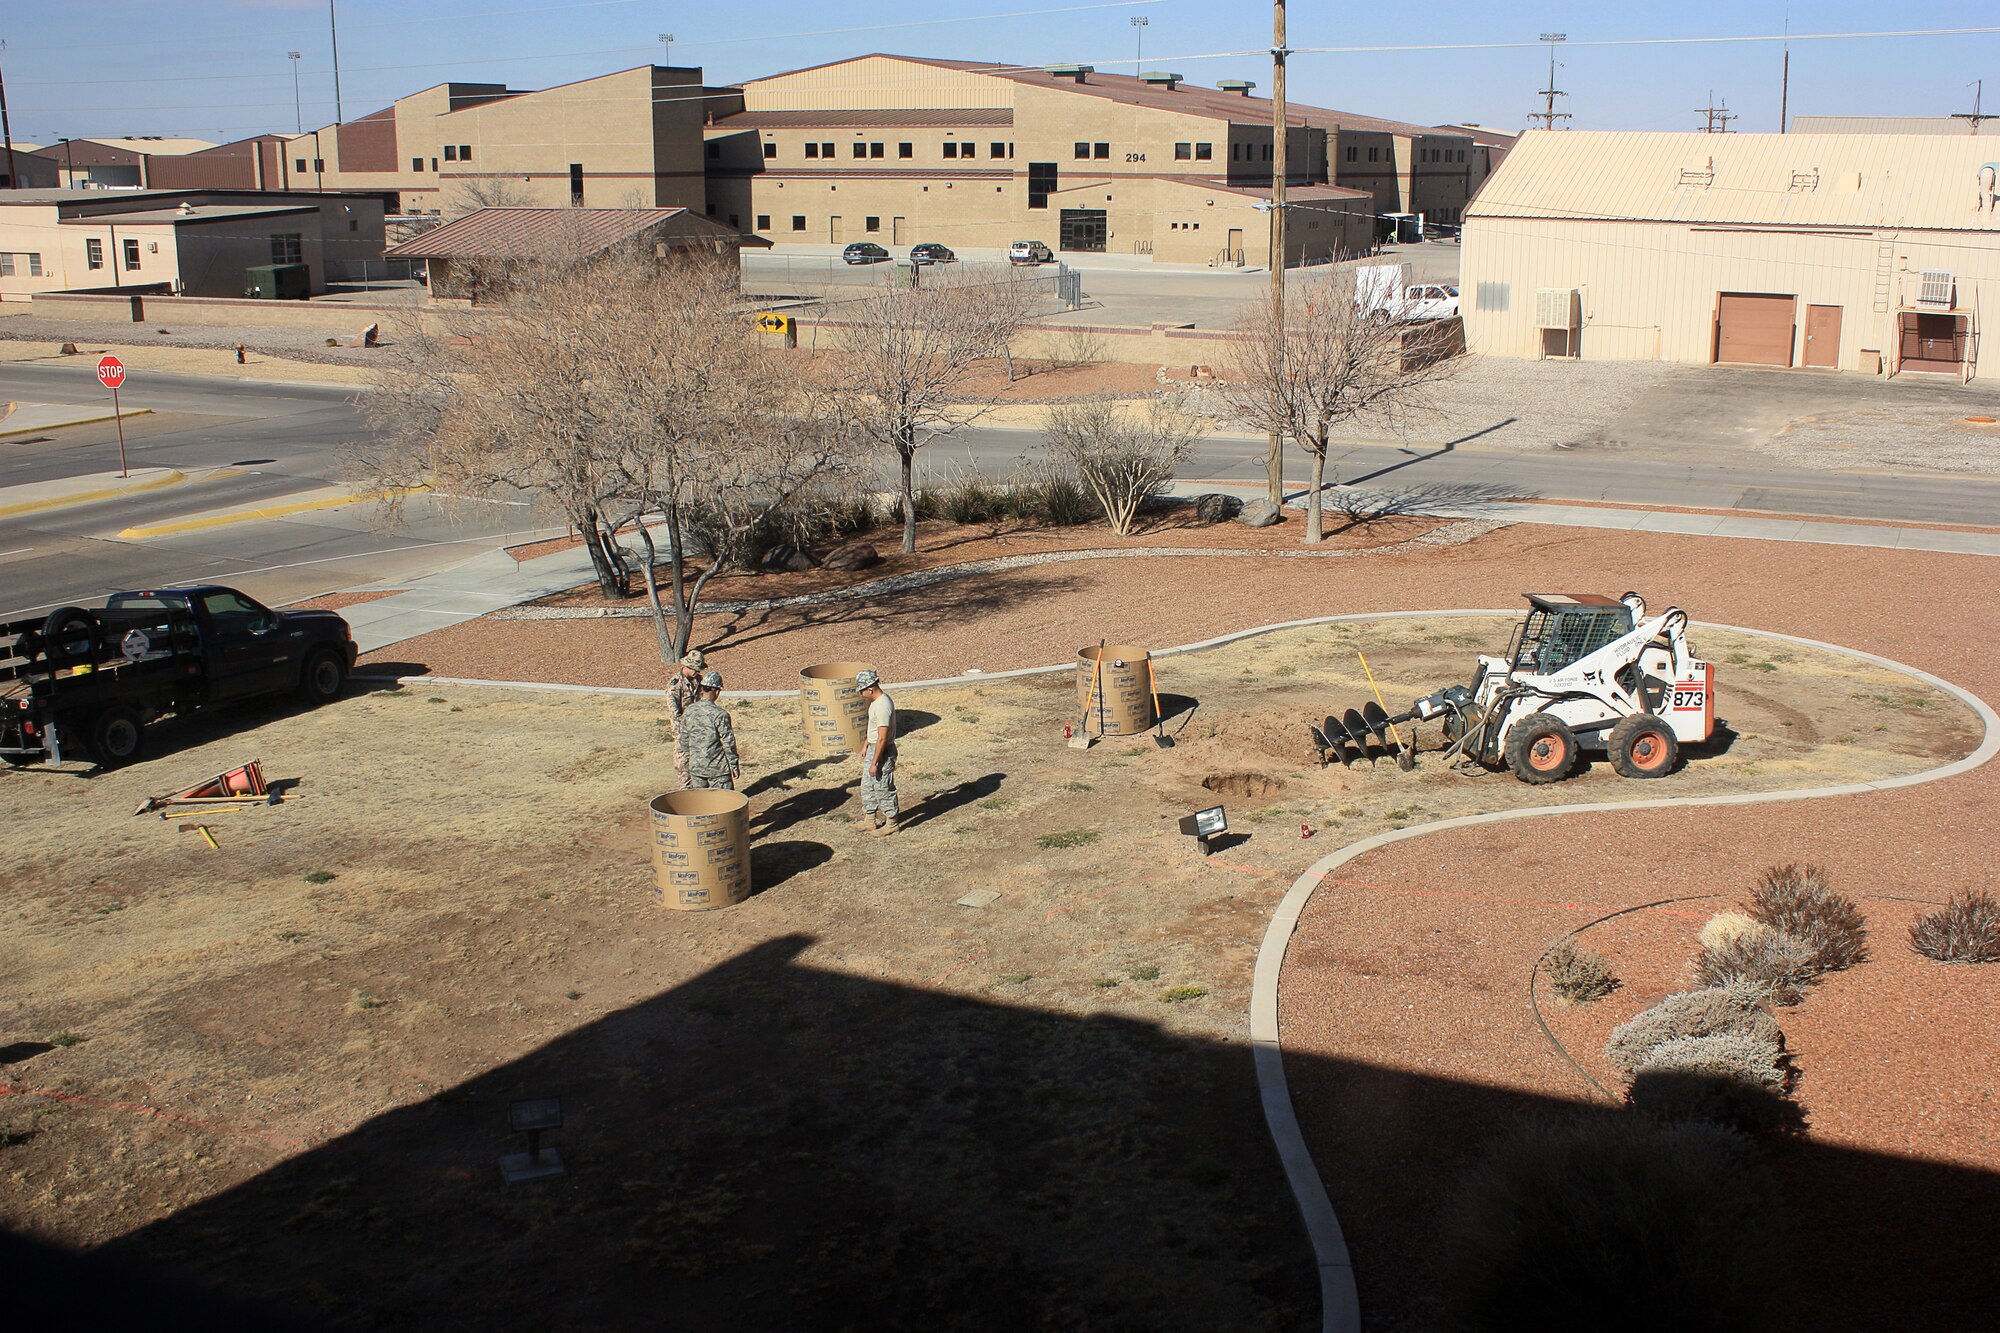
[1536,288,1581,329]
[1918,269,1955,306]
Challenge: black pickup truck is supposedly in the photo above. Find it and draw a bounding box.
[1,586,356,769]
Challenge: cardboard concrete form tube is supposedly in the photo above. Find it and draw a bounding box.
[649,790,752,911]
[798,660,875,756]
[1076,644,1156,736]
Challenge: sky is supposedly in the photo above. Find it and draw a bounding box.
[3,0,1998,145]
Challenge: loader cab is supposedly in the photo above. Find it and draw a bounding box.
[1508,594,1635,677]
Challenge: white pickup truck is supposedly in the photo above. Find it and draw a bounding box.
[1354,264,1461,323]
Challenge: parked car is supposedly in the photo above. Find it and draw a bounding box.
[842,242,890,265]
[1,586,356,769]
[909,243,957,266]
[1009,239,1054,266]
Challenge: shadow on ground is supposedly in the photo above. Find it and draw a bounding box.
[32,937,1994,1331]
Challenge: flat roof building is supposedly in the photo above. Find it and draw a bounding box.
[385,205,744,300]
[1461,130,2000,379]
[0,188,389,300]
[701,55,1471,265]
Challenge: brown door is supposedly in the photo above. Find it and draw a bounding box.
[828,215,841,242]
[1227,228,1243,262]
[1803,304,1841,369]
[1714,293,1796,366]
[891,216,906,245]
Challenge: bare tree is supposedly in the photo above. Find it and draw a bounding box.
[1042,393,1204,536]
[1223,270,1462,542]
[446,175,539,217]
[360,252,632,595]
[838,268,1035,554]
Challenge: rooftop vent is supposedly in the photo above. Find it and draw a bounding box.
[1044,64,1094,83]
[1216,79,1257,96]
[176,201,195,215]
[1676,155,1714,188]
[1140,71,1183,90]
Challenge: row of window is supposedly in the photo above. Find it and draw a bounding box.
[83,237,144,272]
[774,140,1021,161]
[1341,145,1470,165]
[1172,143,1216,160]
[0,251,44,277]
[751,214,886,233]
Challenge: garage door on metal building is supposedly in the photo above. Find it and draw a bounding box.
[1714,293,1797,367]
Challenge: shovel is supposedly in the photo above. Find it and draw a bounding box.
[1146,660,1174,748]
[1068,640,1106,749]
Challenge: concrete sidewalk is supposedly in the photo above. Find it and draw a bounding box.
[1,401,152,437]
[0,465,186,519]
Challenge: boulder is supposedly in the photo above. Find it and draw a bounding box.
[759,543,821,573]
[1236,499,1282,529]
[1193,492,1242,524]
[824,541,881,572]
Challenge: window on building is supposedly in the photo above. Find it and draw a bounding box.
[865,216,880,232]
[990,142,1007,158]
[444,145,458,161]
[430,157,438,171]
[271,234,303,265]
[1195,143,1212,160]
[1345,145,1357,163]
[1262,144,1273,161]
[1027,161,1056,209]
[764,142,777,159]
[86,238,104,270]
[756,214,770,230]
[870,142,884,158]
[1368,146,1378,162]
[569,163,584,206]
[1074,141,1089,159]
[1174,142,1191,160]
[1231,143,1240,161]
[943,142,958,159]
[728,213,739,227]
[706,202,716,215]
[1093,143,1109,159]
[791,215,806,231]
[708,143,721,159]
[820,142,833,157]
[295,157,307,173]
[852,142,867,158]
[412,157,424,172]
[0,252,42,277]
[805,142,820,158]
[313,158,324,172]
[459,145,472,161]
[962,142,978,158]
[898,142,913,158]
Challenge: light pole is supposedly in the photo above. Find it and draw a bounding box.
[0,41,17,192]
[1266,0,1288,505]
[1130,16,1148,76]
[658,32,673,65]
[329,1,345,124]
[288,51,303,135]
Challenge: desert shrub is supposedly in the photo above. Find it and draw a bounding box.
[937,466,1010,526]
[1745,863,1869,974]
[1011,458,1093,526]
[1699,910,1770,954]
[1438,1115,1781,1332]
[1045,323,1108,369]
[1607,984,1779,1079]
[1542,939,1619,1003]
[1628,1029,1799,1135]
[1909,890,2000,964]
[1694,929,1822,1007]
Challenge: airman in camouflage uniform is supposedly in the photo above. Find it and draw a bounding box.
[677,670,740,790]
[666,649,706,787]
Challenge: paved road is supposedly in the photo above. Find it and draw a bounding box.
[4,361,1996,621]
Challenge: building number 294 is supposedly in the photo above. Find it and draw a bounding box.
[1125,152,1145,163]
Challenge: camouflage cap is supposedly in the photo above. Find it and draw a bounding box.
[701,670,723,689]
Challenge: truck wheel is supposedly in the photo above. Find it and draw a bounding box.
[1504,713,1577,784]
[41,606,100,667]
[298,648,348,704]
[1610,713,1679,779]
[87,707,145,769]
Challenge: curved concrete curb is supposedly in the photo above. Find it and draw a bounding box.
[1248,622,2000,1333]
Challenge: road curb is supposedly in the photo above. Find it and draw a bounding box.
[0,406,154,439]
[117,484,427,539]
[0,467,186,519]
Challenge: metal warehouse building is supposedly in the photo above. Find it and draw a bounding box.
[1461,131,2000,380]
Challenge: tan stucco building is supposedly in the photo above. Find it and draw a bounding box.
[700,55,1475,264]
[0,189,388,300]
[279,66,715,215]
[1462,131,2000,379]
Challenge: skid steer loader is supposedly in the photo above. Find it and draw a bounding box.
[1313,592,1716,784]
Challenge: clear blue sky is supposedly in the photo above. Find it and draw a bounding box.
[4,0,1998,145]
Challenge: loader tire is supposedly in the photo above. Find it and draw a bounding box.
[1505,713,1576,784]
[1610,713,1679,779]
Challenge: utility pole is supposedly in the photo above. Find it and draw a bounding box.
[1779,1,1790,131]
[0,42,16,192]
[1266,0,1288,505]
[288,51,304,135]
[1953,80,1996,134]
[1528,33,1570,131]
[1697,92,1737,133]
[1130,15,1147,76]
[329,0,345,125]
[658,32,673,65]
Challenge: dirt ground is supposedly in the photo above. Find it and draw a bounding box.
[0,610,1972,1329]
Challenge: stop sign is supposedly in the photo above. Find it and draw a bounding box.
[97,355,127,391]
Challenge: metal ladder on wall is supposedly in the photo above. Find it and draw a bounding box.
[1871,237,1895,314]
